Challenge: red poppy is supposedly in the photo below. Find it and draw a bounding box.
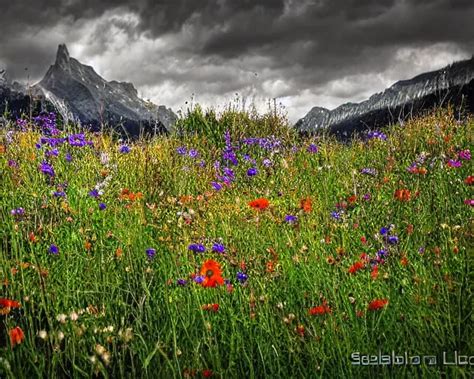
[202,369,213,377]
[368,298,388,311]
[248,198,270,210]
[371,266,379,280]
[9,326,25,348]
[295,324,305,337]
[309,301,332,316]
[394,189,411,202]
[200,259,224,288]
[300,197,312,213]
[400,256,409,266]
[202,303,219,312]
[465,176,474,185]
[0,298,21,315]
[360,236,367,245]
[348,261,365,274]
[0,298,21,308]
[347,195,357,204]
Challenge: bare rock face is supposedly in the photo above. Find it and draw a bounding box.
[295,57,474,138]
[32,44,177,135]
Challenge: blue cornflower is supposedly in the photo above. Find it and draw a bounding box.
[212,243,226,254]
[11,207,25,216]
[331,211,341,220]
[49,244,59,255]
[119,145,131,154]
[236,271,248,283]
[39,161,55,177]
[193,275,204,284]
[247,167,258,177]
[379,227,388,236]
[146,248,156,259]
[360,168,377,176]
[377,249,388,258]
[45,149,59,158]
[388,235,399,245]
[176,146,187,155]
[89,189,100,198]
[68,134,87,147]
[284,215,298,224]
[53,191,66,197]
[188,243,206,253]
[188,149,199,158]
[307,143,318,153]
[367,130,387,140]
[99,202,107,210]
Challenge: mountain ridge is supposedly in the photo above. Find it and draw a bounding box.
[295,56,474,137]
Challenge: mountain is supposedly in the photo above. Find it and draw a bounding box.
[295,57,474,138]
[1,44,177,135]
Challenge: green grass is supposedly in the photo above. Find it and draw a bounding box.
[0,107,472,378]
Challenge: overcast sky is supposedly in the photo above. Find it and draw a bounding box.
[1,0,473,122]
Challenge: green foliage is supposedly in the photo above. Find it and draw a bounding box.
[0,108,472,378]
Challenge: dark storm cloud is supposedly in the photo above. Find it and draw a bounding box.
[1,0,473,121]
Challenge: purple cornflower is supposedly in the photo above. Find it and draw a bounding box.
[212,243,226,254]
[68,134,87,147]
[447,159,461,168]
[418,247,425,254]
[236,271,248,283]
[89,189,100,198]
[360,168,377,176]
[247,167,258,177]
[146,248,156,259]
[45,149,59,158]
[458,149,471,160]
[331,211,341,220]
[387,235,399,245]
[188,149,199,158]
[176,146,187,155]
[363,193,371,201]
[39,161,55,177]
[284,215,298,224]
[188,243,206,253]
[262,158,273,167]
[193,275,204,284]
[65,153,72,162]
[49,244,59,255]
[8,160,18,168]
[211,182,223,191]
[53,191,66,197]
[377,249,387,258]
[119,145,131,154]
[367,130,387,141]
[11,208,25,216]
[99,202,107,210]
[177,279,188,286]
[307,143,318,153]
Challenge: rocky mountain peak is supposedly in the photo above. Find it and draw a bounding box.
[55,44,71,70]
[32,44,177,135]
[0,68,8,86]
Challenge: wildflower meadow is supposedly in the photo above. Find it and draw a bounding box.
[0,106,472,378]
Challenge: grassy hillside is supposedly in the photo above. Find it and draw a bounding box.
[0,108,472,378]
